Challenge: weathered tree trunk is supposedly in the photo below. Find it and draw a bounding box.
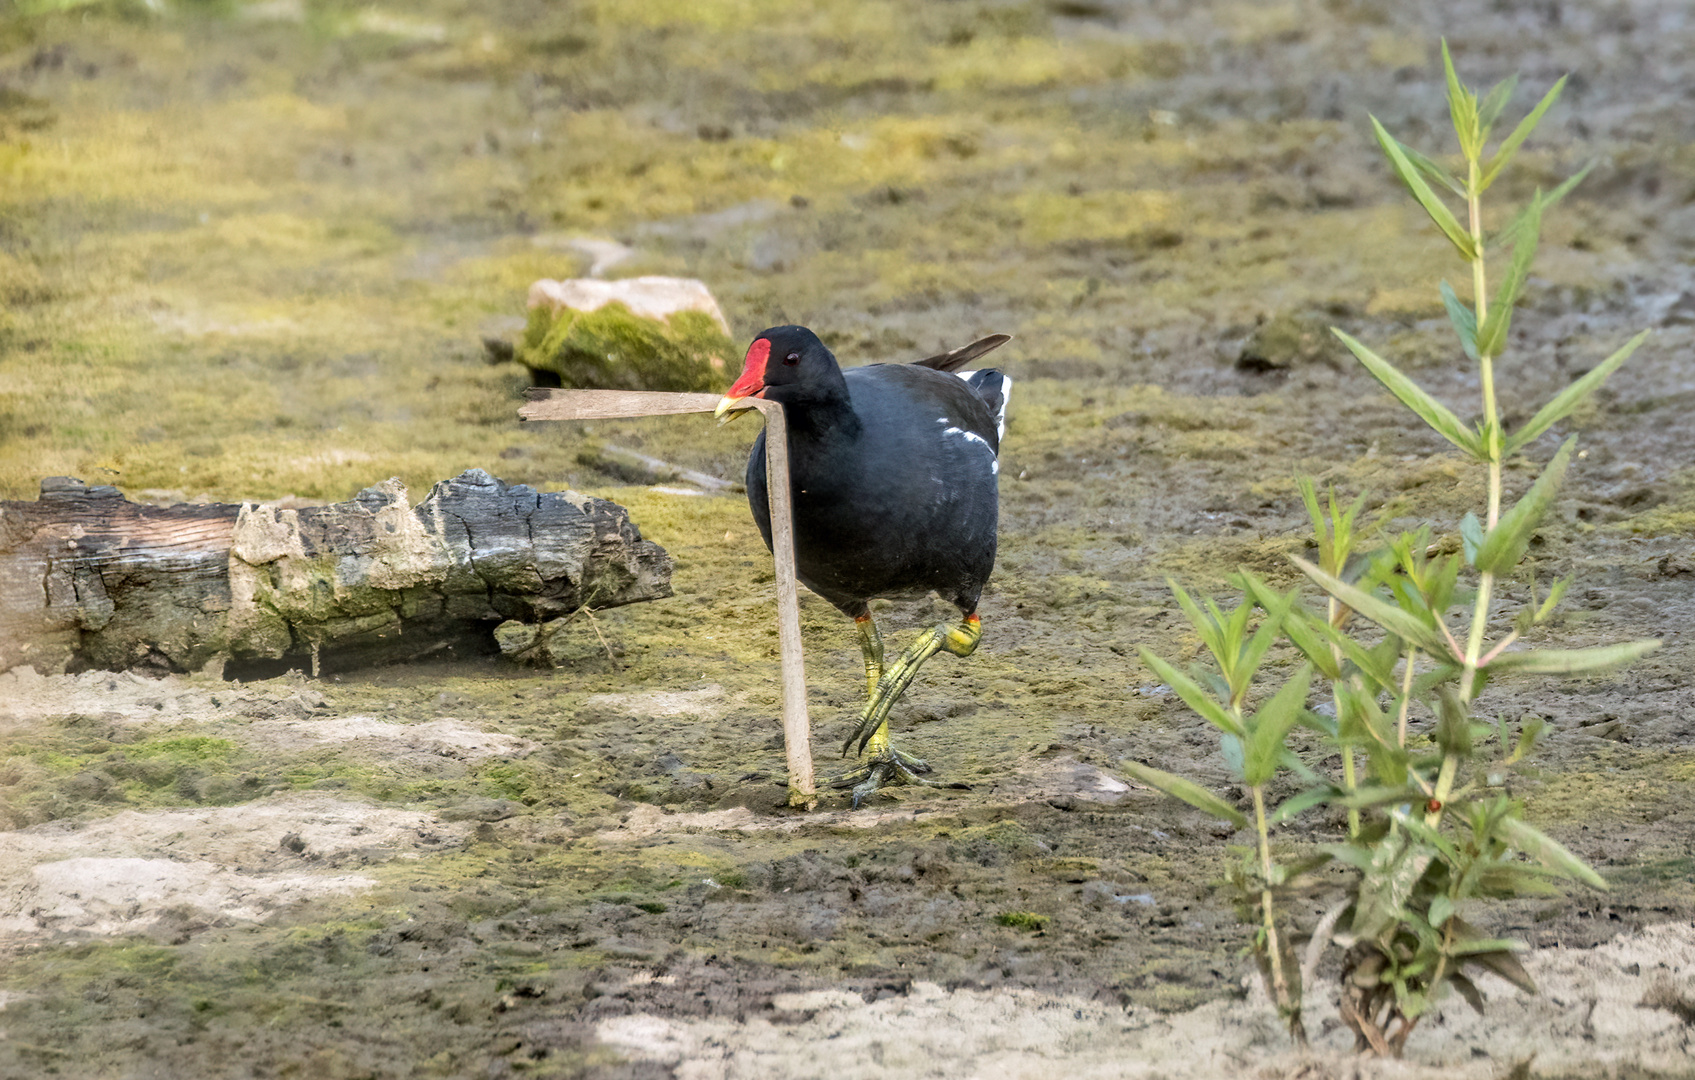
[0,470,673,677]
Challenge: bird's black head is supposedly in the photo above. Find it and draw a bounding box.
[717,326,846,421]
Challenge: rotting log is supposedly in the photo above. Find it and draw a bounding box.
[0,469,672,677]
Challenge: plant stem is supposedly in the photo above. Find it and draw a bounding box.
[1395,645,1418,746]
[1467,155,1502,528]
[1252,783,1303,1043]
[1396,914,1458,1055]
[1426,754,1459,826]
[1330,595,1360,838]
[1463,153,1499,705]
[1468,156,1489,324]
[1431,154,1502,832]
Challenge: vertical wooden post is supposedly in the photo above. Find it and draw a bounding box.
[517,388,816,807]
[748,398,815,806]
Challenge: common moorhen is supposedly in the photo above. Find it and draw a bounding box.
[716,326,1011,804]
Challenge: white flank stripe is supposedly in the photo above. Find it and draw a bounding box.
[943,425,996,455]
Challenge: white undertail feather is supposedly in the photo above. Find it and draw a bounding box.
[956,369,1012,441]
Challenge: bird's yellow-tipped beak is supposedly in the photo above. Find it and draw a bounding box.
[719,337,770,424]
[715,395,755,424]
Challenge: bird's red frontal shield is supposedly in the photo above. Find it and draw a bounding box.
[725,337,771,399]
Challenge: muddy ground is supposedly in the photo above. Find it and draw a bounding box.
[1,1,1693,1077]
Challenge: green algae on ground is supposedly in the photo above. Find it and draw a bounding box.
[517,303,735,393]
[994,911,1050,931]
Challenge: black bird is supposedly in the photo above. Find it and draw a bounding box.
[716,326,1011,804]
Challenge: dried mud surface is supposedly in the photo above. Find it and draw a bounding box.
[1,1,1694,1078]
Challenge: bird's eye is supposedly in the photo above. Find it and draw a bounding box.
[784,351,801,366]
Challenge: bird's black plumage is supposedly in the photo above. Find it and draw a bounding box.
[720,324,1010,802]
[737,326,1003,620]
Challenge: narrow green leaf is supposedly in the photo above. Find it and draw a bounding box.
[1394,804,1462,864]
[1434,684,1473,756]
[1424,552,1463,620]
[1480,74,1568,190]
[1411,661,1463,698]
[1221,732,1245,779]
[1235,604,1285,698]
[1119,759,1248,829]
[1330,330,1483,458]
[1139,648,1246,738]
[1427,894,1455,929]
[1243,665,1314,786]
[1295,476,1327,562]
[1394,135,1466,196]
[1352,833,1436,942]
[1496,817,1607,889]
[1291,555,1452,656]
[1440,280,1479,361]
[1335,489,1370,568]
[1507,716,1546,764]
[1342,686,1409,787]
[1371,115,1477,259]
[1474,863,1562,899]
[1269,785,1334,825]
[1459,512,1484,566]
[1335,784,1424,810]
[1341,633,1403,694]
[1296,704,1336,738]
[1449,971,1486,1015]
[1196,666,1230,702]
[1280,748,1327,786]
[1506,330,1650,454]
[1169,579,1226,666]
[1276,603,1342,680]
[1475,193,1541,358]
[1321,841,1376,872]
[1534,576,1572,622]
[1452,918,1539,992]
[1516,575,1572,633]
[1486,639,1661,676]
[1440,40,1480,159]
[1494,160,1593,247]
[1218,595,1252,658]
[1462,949,1538,994]
[1447,937,1527,957]
[1473,438,1574,574]
[1476,73,1520,134]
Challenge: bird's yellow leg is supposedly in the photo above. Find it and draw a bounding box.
[857,614,885,702]
[847,613,980,757]
[830,614,981,805]
[853,613,898,759]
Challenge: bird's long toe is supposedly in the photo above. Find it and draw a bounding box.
[848,760,896,808]
[891,747,931,774]
[829,745,958,806]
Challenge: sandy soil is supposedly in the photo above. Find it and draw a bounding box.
[1,1,1694,1078]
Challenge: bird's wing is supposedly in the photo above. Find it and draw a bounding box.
[910,334,1012,373]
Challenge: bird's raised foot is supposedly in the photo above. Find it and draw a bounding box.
[843,616,982,757]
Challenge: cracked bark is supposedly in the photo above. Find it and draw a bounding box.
[0,470,673,677]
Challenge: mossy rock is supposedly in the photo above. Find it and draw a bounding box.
[517,302,735,393]
[1236,312,1338,372]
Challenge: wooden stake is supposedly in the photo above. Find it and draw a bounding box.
[518,388,817,807]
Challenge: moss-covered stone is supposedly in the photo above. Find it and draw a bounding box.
[518,303,735,392]
[1236,312,1338,372]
